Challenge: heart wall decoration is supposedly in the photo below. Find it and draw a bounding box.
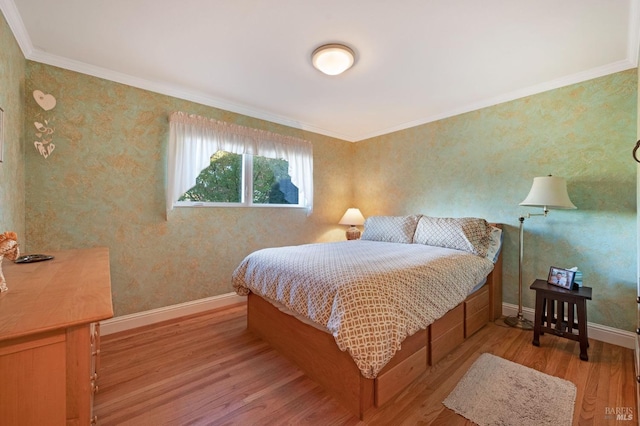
[33,90,56,111]
[34,141,55,159]
[32,90,58,159]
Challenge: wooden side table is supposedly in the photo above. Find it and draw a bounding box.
[530,279,592,361]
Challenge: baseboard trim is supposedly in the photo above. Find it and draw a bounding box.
[100,293,246,336]
[100,297,635,348]
[502,303,635,349]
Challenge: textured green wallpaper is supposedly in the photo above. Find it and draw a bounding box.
[354,70,637,331]
[0,12,26,239]
[10,23,640,331]
[24,62,353,316]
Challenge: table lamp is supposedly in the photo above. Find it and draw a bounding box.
[505,175,577,330]
[339,208,366,240]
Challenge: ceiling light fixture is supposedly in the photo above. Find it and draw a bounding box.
[311,44,355,76]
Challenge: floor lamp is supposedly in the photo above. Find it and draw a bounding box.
[505,175,577,330]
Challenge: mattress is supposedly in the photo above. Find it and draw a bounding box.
[262,278,488,334]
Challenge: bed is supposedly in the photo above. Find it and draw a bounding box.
[233,215,503,420]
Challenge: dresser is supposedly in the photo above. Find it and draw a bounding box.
[0,247,113,425]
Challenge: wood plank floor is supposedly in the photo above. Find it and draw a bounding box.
[94,303,636,425]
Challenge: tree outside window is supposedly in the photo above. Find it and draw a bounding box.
[179,151,298,205]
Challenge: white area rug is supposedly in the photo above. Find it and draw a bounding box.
[443,353,576,426]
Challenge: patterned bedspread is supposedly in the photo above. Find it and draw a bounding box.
[232,240,495,379]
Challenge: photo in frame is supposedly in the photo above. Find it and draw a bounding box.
[547,266,576,290]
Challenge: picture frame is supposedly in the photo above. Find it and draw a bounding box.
[0,107,4,163]
[547,266,575,290]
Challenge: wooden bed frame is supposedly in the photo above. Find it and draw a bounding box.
[246,231,503,420]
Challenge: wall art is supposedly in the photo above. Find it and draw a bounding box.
[0,107,4,163]
[33,90,57,158]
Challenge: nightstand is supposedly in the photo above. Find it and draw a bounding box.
[530,279,592,361]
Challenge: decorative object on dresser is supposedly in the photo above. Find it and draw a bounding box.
[0,231,19,292]
[338,208,366,240]
[14,253,54,263]
[0,247,113,424]
[443,353,576,426]
[505,175,577,330]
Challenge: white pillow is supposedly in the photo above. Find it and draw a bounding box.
[485,225,503,263]
[413,216,492,257]
[361,215,421,244]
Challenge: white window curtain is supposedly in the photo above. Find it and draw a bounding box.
[167,111,313,215]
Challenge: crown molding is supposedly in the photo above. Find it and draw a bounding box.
[353,59,637,142]
[26,49,357,142]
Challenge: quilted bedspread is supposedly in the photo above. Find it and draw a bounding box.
[232,240,495,379]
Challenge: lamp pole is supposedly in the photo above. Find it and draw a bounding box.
[506,208,548,329]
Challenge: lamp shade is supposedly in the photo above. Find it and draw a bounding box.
[520,176,576,209]
[339,208,365,226]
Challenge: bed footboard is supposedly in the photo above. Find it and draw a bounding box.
[247,293,375,417]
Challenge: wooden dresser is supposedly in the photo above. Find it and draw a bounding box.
[0,247,113,425]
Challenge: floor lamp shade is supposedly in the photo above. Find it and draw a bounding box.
[505,175,577,330]
[520,176,576,210]
[339,208,365,240]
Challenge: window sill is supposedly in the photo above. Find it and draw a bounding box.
[173,202,307,209]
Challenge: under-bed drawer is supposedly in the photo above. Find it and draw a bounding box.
[465,285,490,338]
[375,346,427,407]
[374,328,427,407]
[430,304,464,365]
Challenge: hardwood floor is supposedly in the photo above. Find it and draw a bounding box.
[94,303,636,425]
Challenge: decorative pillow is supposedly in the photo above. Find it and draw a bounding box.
[361,215,421,244]
[413,216,492,257]
[485,225,503,263]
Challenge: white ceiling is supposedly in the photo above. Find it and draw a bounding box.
[2,0,639,142]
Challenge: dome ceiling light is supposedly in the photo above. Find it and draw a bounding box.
[311,44,355,76]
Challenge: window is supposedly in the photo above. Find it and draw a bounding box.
[177,151,299,205]
[179,151,242,203]
[167,112,312,214]
[251,155,299,205]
